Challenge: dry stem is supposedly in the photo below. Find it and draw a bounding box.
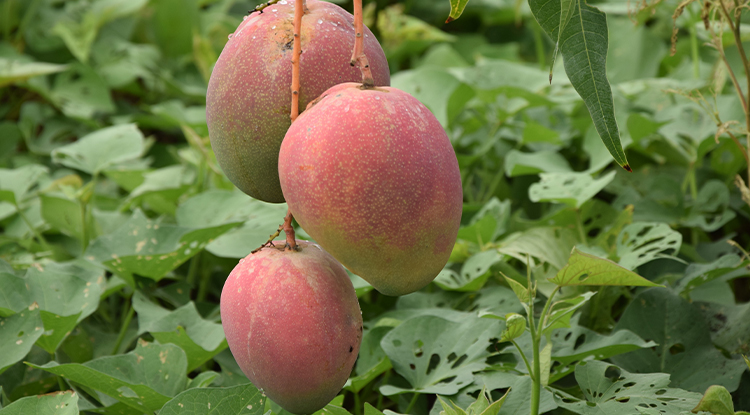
[350,0,375,87]
[290,0,304,122]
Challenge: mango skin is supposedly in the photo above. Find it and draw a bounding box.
[278,83,463,296]
[220,241,363,414]
[206,0,390,203]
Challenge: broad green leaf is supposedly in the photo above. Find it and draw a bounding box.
[85,209,240,283]
[132,292,227,371]
[49,64,116,119]
[493,376,557,415]
[529,171,615,209]
[554,360,701,414]
[675,254,748,296]
[528,0,630,170]
[497,227,578,269]
[39,193,86,240]
[682,180,737,232]
[0,58,68,88]
[550,248,661,287]
[543,292,595,333]
[612,288,745,393]
[30,341,187,413]
[504,150,572,177]
[501,313,525,342]
[697,301,750,355]
[446,0,470,23]
[549,0,576,83]
[159,384,265,415]
[176,190,288,258]
[380,314,502,395]
[0,390,77,415]
[126,165,195,213]
[0,308,44,375]
[0,272,30,317]
[692,385,734,415]
[438,250,502,292]
[616,223,682,270]
[0,164,48,205]
[51,124,145,175]
[391,67,474,127]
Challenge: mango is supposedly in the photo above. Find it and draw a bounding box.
[206,0,390,203]
[278,83,463,296]
[220,240,363,414]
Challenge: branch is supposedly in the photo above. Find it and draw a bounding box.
[349,0,375,88]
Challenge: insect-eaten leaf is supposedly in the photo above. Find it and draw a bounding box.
[550,248,661,287]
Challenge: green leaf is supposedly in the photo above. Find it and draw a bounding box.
[612,288,745,393]
[496,376,557,415]
[0,308,44,375]
[696,301,750,355]
[30,341,187,413]
[692,385,735,415]
[616,223,682,270]
[554,360,701,414]
[446,0,470,23]
[0,164,48,205]
[0,390,77,415]
[500,313,526,342]
[529,171,615,209]
[438,396,468,415]
[132,292,227,371]
[497,227,578,269]
[543,292,596,334]
[159,384,265,415]
[504,150,572,177]
[0,58,68,88]
[528,0,630,170]
[503,277,530,303]
[456,198,511,245]
[682,180,737,232]
[51,124,145,175]
[85,209,240,283]
[380,314,502,395]
[675,255,748,297]
[0,272,30,317]
[550,248,661,287]
[437,250,502,292]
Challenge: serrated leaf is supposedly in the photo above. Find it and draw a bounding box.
[446,0,471,23]
[0,308,44,375]
[85,209,240,283]
[612,288,745,393]
[51,124,145,175]
[529,171,615,209]
[159,384,265,415]
[30,341,187,413]
[550,248,661,287]
[616,222,682,270]
[0,390,77,415]
[554,360,701,414]
[528,0,629,170]
[132,292,227,371]
[380,314,502,395]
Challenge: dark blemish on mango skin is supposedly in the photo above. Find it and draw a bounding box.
[349,346,353,352]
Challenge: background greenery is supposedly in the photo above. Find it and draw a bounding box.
[0,0,749,414]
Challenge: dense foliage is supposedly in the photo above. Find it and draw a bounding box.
[0,0,749,414]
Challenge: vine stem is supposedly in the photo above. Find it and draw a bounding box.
[112,299,134,355]
[350,0,375,87]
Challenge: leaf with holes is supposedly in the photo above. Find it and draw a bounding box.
[529,171,615,209]
[527,0,629,170]
[549,249,661,287]
[25,261,104,354]
[548,315,656,382]
[0,308,44,375]
[132,292,227,371]
[436,251,502,292]
[553,360,701,414]
[696,301,750,355]
[612,288,745,393]
[0,390,78,415]
[159,384,265,415]
[51,124,145,175]
[30,341,187,413]
[85,209,241,283]
[675,254,748,297]
[380,314,502,395]
[682,180,736,232]
[616,223,682,270]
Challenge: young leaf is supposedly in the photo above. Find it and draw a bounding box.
[500,313,526,342]
[503,276,530,303]
[543,292,596,333]
[30,341,187,413]
[0,390,77,415]
[554,360,702,414]
[549,249,661,287]
[691,385,735,415]
[159,384,265,415]
[528,0,630,170]
[446,0,470,23]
